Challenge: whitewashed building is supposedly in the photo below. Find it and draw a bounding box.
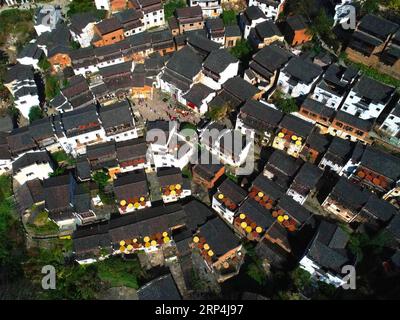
[201,124,253,168]
[248,0,286,21]
[312,64,359,110]
[201,48,239,90]
[16,42,43,70]
[277,57,323,98]
[131,0,165,30]
[160,46,203,105]
[240,6,267,39]
[4,64,41,120]
[12,151,54,186]
[147,121,197,170]
[211,178,247,224]
[340,75,396,120]
[99,100,140,142]
[94,0,110,11]
[300,221,354,288]
[69,12,100,48]
[190,0,223,18]
[58,105,107,157]
[380,102,400,138]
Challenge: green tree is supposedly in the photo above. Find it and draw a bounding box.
[38,57,51,72]
[164,0,187,20]
[230,39,253,63]
[206,103,230,121]
[93,171,110,190]
[309,9,338,51]
[360,0,380,14]
[291,267,312,291]
[45,75,60,100]
[273,90,298,113]
[28,106,43,123]
[67,0,106,19]
[221,10,237,26]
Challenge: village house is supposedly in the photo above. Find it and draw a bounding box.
[322,177,370,223]
[116,138,150,173]
[274,194,314,232]
[248,20,284,49]
[14,178,45,216]
[93,17,125,47]
[300,220,355,287]
[299,131,331,165]
[298,98,336,132]
[182,83,215,114]
[12,151,54,186]
[94,42,125,69]
[318,137,355,174]
[286,162,323,205]
[205,17,225,45]
[115,8,145,37]
[240,6,268,39]
[358,195,399,229]
[379,29,400,79]
[244,44,293,91]
[349,146,400,195]
[114,169,151,214]
[234,197,275,242]
[58,104,106,156]
[69,12,101,48]
[186,32,222,58]
[60,75,96,111]
[380,102,400,139]
[16,42,44,70]
[150,29,175,56]
[86,141,118,176]
[277,56,323,98]
[4,64,41,120]
[191,216,245,283]
[220,76,263,106]
[169,6,204,36]
[192,155,225,189]
[160,46,203,104]
[36,22,71,59]
[43,174,79,230]
[212,177,247,224]
[236,100,283,145]
[272,114,315,158]
[248,0,286,21]
[224,24,242,48]
[201,124,253,169]
[340,75,395,121]
[128,0,165,29]
[345,14,400,79]
[327,110,373,144]
[146,121,192,170]
[280,14,312,46]
[157,167,191,203]
[312,63,359,111]
[70,47,100,77]
[7,127,39,158]
[189,0,222,18]
[201,48,239,90]
[99,100,140,142]
[263,149,303,190]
